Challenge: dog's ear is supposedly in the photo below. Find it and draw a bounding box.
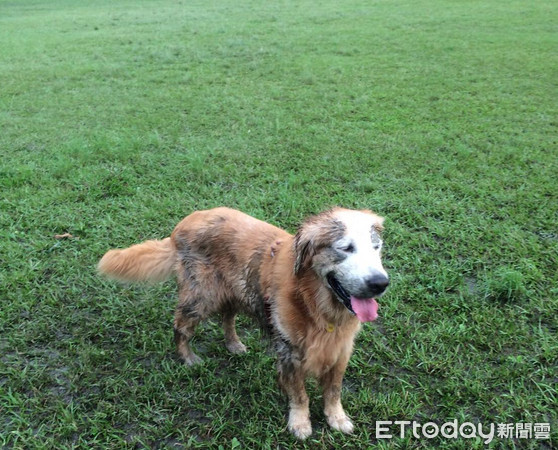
[293,212,346,275]
[293,213,326,274]
[372,216,385,233]
[293,229,314,275]
[359,209,384,233]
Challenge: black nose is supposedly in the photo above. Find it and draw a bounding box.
[365,274,389,296]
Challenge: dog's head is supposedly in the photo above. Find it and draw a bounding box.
[294,208,389,322]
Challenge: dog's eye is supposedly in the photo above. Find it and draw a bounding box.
[341,243,355,253]
[373,244,381,251]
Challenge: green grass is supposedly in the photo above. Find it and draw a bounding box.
[1,0,556,447]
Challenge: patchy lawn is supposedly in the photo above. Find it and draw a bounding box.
[1,0,556,447]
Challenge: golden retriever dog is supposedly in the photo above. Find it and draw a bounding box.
[98,207,389,439]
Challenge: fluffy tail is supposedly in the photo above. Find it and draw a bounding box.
[98,237,176,283]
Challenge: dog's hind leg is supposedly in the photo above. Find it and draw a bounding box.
[222,308,247,354]
[173,302,204,366]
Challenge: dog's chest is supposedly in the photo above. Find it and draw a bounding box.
[302,331,354,376]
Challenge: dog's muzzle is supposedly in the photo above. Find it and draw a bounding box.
[326,273,355,314]
[326,272,389,314]
[363,273,390,297]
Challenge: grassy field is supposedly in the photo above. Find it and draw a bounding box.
[1,0,556,447]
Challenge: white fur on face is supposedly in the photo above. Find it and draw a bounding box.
[326,210,387,297]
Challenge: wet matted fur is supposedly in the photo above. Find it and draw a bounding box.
[98,207,389,439]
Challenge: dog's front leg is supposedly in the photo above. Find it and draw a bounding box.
[281,367,311,439]
[276,343,311,439]
[320,356,354,434]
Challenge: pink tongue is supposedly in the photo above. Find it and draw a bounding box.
[350,296,379,322]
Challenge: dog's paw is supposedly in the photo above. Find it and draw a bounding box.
[289,420,312,440]
[225,340,247,354]
[327,414,354,434]
[183,353,203,367]
[288,410,312,440]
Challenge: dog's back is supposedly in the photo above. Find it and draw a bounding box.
[171,207,290,312]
